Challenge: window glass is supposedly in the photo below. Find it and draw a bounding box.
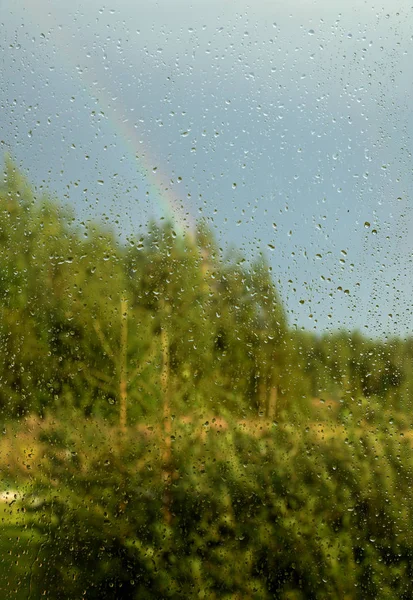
[0,1,411,598]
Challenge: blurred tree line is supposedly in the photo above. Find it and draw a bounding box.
[0,155,412,424]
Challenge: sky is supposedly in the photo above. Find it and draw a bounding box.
[1,0,413,337]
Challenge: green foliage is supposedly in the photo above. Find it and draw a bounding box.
[23,416,413,599]
[4,157,413,597]
[0,158,292,421]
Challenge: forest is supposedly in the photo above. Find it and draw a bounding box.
[1,155,413,599]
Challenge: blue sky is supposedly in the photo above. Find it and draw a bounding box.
[1,0,412,337]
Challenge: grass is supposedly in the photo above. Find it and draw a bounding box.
[0,518,43,599]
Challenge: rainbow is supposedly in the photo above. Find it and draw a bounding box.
[82,82,195,238]
[22,1,195,238]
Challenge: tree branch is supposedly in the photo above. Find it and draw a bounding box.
[93,320,115,362]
